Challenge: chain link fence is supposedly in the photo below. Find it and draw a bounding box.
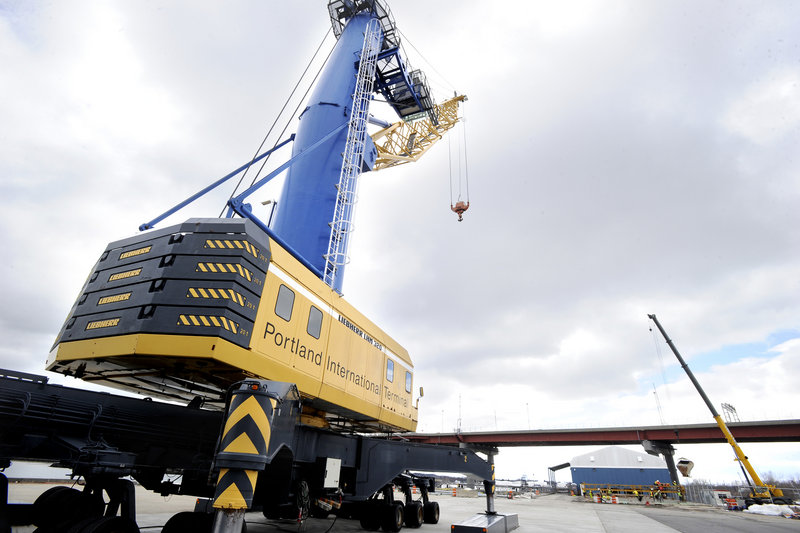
[684,479,800,505]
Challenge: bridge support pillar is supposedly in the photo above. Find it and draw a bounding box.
[642,440,680,486]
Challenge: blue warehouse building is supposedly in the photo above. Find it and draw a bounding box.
[570,446,671,486]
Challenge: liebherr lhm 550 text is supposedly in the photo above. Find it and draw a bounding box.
[0,2,516,533]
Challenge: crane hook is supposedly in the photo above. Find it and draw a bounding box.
[451,201,469,222]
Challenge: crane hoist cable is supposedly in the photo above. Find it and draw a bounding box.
[397,28,470,222]
[396,29,471,222]
[244,39,336,190]
[449,102,470,221]
[649,322,672,402]
[220,26,334,215]
[398,29,457,93]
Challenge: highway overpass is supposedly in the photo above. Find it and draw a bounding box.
[402,419,800,447]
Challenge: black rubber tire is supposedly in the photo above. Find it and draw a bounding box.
[32,486,104,529]
[380,502,404,532]
[161,511,214,533]
[32,486,71,527]
[423,501,439,524]
[359,505,381,531]
[403,501,423,528]
[66,516,139,533]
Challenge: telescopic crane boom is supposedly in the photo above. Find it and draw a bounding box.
[647,314,792,506]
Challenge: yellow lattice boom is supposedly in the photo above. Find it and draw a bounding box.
[371,94,466,171]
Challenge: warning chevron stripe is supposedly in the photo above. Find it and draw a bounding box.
[219,415,268,456]
[222,432,260,455]
[220,395,275,451]
[213,468,258,510]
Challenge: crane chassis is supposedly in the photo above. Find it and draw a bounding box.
[0,368,501,532]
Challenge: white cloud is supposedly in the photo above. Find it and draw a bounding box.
[2,0,800,484]
[724,69,800,144]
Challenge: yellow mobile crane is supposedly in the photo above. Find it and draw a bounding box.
[47,19,468,437]
[1,4,508,533]
[648,314,793,506]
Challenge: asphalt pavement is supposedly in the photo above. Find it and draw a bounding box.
[7,484,800,532]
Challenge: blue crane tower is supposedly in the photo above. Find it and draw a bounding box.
[271,0,434,293]
[138,0,464,293]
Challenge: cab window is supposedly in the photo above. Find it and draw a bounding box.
[386,359,394,382]
[275,285,295,321]
[405,371,412,393]
[307,306,323,339]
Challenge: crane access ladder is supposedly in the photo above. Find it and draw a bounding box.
[324,17,382,288]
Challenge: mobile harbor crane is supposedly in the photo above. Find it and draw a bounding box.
[0,2,515,532]
[648,314,794,507]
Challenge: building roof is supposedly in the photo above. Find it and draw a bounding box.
[570,446,667,469]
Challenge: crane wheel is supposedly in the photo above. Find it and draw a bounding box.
[380,502,404,532]
[423,501,439,524]
[32,487,104,530]
[161,512,214,533]
[358,505,381,531]
[403,501,423,528]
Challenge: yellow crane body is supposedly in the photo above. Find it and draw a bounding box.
[47,218,417,432]
[712,414,784,500]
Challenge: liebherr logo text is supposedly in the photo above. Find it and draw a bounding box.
[338,315,383,351]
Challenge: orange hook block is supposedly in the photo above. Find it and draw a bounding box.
[451,201,470,222]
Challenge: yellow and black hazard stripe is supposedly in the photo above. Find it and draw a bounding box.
[213,468,258,509]
[213,390,276,510]
[204,239,259,259]
[218,394,276,456]
[195,262,253,282]
[177,314,239,333]
[186,287,246,307]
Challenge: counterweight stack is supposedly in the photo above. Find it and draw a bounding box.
[49,218,419,432]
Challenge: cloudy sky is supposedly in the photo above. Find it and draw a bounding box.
[2,0,800,485]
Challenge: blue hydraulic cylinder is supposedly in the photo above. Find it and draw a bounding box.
[271,12,379,292]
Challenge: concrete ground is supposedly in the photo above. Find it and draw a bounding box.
[7,483,800,532]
